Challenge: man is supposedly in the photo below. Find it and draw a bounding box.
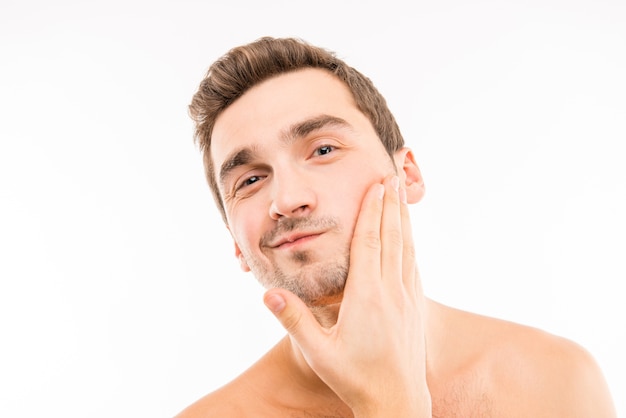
[177,37,616,417]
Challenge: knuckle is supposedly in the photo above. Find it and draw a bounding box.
[358,231,381,250]
[280,309,303,334]
[386,229,403,247]
[403,241,416,260]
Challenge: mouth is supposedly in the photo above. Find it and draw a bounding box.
[270,232,323,249]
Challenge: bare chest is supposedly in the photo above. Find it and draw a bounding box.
[429,371,496,418]
[431,392,494,418]
[251,388,496,418]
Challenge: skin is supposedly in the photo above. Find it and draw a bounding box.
[177,69,617,417]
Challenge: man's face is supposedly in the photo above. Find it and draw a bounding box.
[211,68,399,306]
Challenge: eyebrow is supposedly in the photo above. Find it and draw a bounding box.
[218,114,352,186]
[285,114,351,144]
[218,147,256,187]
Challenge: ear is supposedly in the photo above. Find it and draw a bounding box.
[234,242,251,272]
[227,226,251,272]
[393,147,425,204]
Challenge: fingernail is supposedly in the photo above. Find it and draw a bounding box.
[264,293,286,314]
[376,184,385,200]
[392,176,400,192]
[399,187,407,204]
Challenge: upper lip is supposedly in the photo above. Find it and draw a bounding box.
[268,231,323,248]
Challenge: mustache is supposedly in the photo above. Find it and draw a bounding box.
[260,216,340,247]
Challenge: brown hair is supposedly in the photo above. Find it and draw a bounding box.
[189,36,404,222]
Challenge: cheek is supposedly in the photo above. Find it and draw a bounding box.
[228,209,257,253]
[328,171,382,232]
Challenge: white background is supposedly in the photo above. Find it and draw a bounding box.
[1,0,624,416]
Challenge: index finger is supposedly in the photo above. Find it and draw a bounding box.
[344,181,385,290]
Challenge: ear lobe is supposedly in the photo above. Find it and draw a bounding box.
[227,225,251,272]
[394,147,425,204]
[233,241,251,272]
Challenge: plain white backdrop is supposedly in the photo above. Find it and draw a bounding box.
[1,0,624,416]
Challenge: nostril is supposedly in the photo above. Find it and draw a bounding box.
[293,205,309,214]
[269,182,316,218]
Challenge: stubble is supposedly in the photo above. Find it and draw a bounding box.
[245,216,350,306]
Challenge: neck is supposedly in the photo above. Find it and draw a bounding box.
[276,334,346,408]
[310,301,342,328]
[283,301,342,393]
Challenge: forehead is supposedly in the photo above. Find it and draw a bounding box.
[210,68,373,171]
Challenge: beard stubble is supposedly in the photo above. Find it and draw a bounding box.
[246,216,350,306]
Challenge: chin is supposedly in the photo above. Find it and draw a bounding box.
[255,258,348,307]
[295,260,348,305]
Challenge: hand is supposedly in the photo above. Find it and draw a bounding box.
[263,175,431,417]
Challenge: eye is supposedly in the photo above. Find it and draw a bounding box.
[240,175,261,188]
[314,145,335,156]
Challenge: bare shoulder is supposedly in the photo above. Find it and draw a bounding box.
[174,378,255,418]
[495,321,615,416]
[433,301,617,417]
[174,342,281,418]
[174,338,301,418]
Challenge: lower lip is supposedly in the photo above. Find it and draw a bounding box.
[277,234,320,250]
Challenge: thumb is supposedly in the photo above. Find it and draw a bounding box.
[263,289,325,350]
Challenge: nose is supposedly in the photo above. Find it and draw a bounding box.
[268,167,316,220]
